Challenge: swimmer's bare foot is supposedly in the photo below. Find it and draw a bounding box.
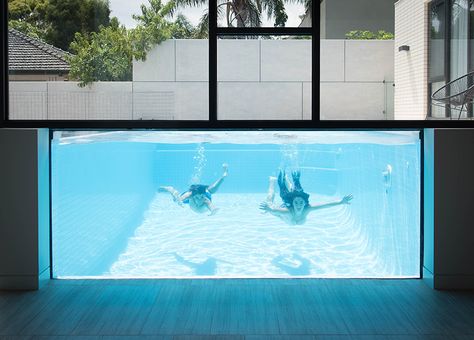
[222,163,229,177]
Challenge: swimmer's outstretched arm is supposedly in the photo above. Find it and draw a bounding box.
[309,194,353,212]
[259,201,290,217]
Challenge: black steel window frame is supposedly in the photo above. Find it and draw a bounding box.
[2,0,474,128]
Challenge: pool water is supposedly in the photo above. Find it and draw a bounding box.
[52,131,421,278]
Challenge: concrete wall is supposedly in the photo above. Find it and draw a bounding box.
[394,0,429,120]
[424,129,474,290]
[322,0,396,39]
[0,129,50,290]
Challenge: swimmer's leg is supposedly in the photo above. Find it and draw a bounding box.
[204,198,219,215]
[266,176,277,205]
[292,170,303,192]
[159,186,186,206]
[208,163,228,194]
[278,170,290,198]
[285,172,294,191]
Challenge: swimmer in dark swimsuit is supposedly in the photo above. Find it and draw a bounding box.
[260,170,353,225]
[159,163,228,215]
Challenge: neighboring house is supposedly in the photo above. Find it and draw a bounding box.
[299,0,396,39]
[8,28,71,81]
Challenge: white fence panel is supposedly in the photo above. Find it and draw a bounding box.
[9,82,47,120]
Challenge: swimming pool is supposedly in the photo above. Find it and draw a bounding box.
[52,131,421,278]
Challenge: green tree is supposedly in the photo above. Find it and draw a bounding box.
[8,20,49,40]
[170,14,207,39]
[45,0,111,51]
[8,0,51,40]
[8,0,48,21]
[68,18,133,85]
[68,0,184,86]
[173,0,311,28]
[345,30,394,40]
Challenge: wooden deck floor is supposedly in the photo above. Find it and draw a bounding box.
[1,279,474,339]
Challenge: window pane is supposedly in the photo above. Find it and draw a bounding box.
[320,39,394,120]
[320,0,394,120]
[217,36,311,120]
[451,0,469,81]
[8,1,209,120]
[430,81,448,118]
[429,1,446,82]
[320,0,394,39]
[217,0,311,28]
[470,0,474,70]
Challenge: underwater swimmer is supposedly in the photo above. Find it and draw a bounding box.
[160,163,228,215]
[260,170,353,225]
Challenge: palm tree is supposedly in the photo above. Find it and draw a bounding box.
[172,0,312,28]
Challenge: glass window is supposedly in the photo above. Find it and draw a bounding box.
[320,0,394,120]
[321,39,394,120]
[451,0,469,81]
[8,0,209,120]
[52,130,421,278]
[217,36,311,120]
[429,0,446,82]
[217,0,311,28]
[470,0,474,70]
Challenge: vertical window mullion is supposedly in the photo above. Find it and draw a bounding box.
[1,0,7,125]
[468,0,473,117]
[209,0,218,122]
[446,0,452,118]
[312,1,319,122]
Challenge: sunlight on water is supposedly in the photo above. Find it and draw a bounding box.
[107,194,384,278]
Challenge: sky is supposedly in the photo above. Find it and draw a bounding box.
[109,0,307,28]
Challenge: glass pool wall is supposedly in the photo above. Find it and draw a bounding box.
[52,131,421,278]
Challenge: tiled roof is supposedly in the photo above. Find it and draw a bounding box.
[8,28,71,72]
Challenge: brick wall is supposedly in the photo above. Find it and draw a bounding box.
[394,0,429,120]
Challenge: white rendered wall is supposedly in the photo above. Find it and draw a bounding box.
[394,0,429,120]
[135,39,393,120]
[9,39,394,120]
[320,40,394,120]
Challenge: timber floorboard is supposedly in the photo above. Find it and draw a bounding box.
[0,279,474,339]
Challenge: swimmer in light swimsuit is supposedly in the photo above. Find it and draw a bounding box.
[260,170,353,225]
[160,163,228,215]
